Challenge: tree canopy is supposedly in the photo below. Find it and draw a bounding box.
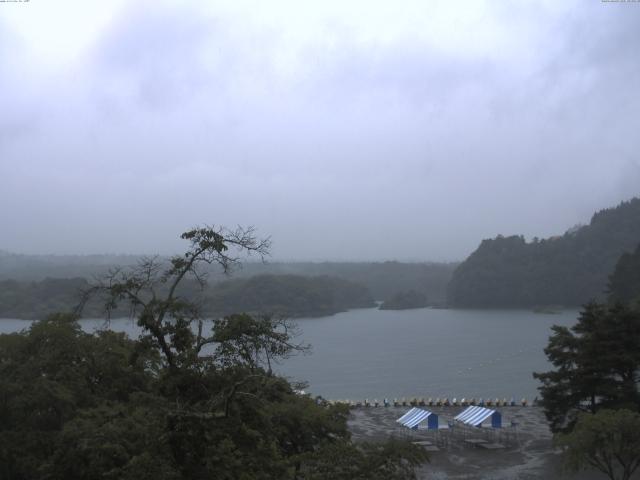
[204,274,374,318]
[0,226,428,479]
[0,274,375,320]
[533,302,640,433]
[557,409,640,480]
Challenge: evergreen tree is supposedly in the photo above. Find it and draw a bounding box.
[534,302,640,433]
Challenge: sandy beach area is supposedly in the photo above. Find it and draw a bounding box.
[347,405,618,479]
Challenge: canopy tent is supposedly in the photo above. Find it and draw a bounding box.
[454,406,502,428]
[396,407,439,430]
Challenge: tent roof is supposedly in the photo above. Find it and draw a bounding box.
[396,408,434,428]
[454,405,496,427]
[396,407,421,424]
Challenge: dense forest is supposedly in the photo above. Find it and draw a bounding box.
[447,198,640,308]
[0,278,91,320]
[608,242,640,307]
[236,262,456,304]
[0,254,456,304]
[0,274,374,320]
[204,274,374,318]
[0,254,455,320]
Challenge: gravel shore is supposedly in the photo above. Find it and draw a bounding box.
[347,406,614,479]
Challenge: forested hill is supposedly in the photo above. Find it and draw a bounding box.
[608,242,640,307]
[0,274,374,320]
[234,261,456,303]
[204,274,375,318]
[447,197,640,308]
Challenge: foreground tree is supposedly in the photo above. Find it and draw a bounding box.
[0,312,427,479]
[0,313,161,480]
[0,226,431,479]
[533,302,640,433]
[211,313,308,374]
[558,409,640,480]
[79,225,272,370]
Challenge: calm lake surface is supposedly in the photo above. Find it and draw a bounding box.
[0,307,578,401]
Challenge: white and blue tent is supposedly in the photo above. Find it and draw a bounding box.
[396,407,439,430]
[454,405,502,428]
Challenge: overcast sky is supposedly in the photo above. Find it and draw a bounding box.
[1,0,639,261]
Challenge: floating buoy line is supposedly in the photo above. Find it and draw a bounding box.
[318,396,536,408]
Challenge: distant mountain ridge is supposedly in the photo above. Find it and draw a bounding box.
[447,197,640,307]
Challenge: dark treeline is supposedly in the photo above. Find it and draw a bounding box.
[222,261,456,303]
[0,278,91,320]
[204,274,375,318]
[0,256,456,320]
[0,254,457,304]
[379,290,428,310]
[608,242,640,307]
[448,197,640,308]
[0,274,374,320]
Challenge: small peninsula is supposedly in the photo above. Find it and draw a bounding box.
[379,290,428,310]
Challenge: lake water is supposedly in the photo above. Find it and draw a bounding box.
[0,307,578,402]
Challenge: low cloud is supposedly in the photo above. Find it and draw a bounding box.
[0,1,639,260]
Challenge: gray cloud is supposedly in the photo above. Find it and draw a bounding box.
[1,2,639,260]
